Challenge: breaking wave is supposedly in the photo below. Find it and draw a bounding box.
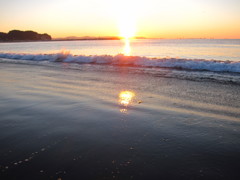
[0,52,240,73]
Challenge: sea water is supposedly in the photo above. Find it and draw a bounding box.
[0,39,240,82]
[1,39,240,60]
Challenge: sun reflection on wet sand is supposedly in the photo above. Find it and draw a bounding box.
[119,91,135,113]
[122,39,131,56]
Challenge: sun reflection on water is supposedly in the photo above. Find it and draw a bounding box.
[122,39,131,56]
[119,91,135,113]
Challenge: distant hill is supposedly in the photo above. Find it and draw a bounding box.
[0,30,51,41]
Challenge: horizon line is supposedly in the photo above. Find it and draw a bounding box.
[52,36,240,40]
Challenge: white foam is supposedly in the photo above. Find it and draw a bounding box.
[0,52,240,73]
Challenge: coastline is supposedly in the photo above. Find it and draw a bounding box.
[0,38,121,43]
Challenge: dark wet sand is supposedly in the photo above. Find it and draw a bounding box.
[0,61,240,180]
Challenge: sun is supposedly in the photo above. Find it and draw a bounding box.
[116,0,137,39]
[119,17,136,39]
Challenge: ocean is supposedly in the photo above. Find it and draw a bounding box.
[1,39,240,61]
[0,39,240,180]
[0,39,240,84]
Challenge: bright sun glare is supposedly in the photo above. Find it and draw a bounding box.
[119,91,135,106]
[119,19,136,39]
[117,0,137,39]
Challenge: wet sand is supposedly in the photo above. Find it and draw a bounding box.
[0,61,240,180]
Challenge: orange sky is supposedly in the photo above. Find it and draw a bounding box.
[1,0,240,39]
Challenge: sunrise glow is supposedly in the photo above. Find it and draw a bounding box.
[0,0,240,38]
[116,0,138,39]
[118,17,136,39]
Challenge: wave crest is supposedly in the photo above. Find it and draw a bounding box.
[0,52,240,73]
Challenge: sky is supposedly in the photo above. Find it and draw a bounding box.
[0,0,240,38]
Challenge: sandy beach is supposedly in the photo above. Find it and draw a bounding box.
[0,60,240,180]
